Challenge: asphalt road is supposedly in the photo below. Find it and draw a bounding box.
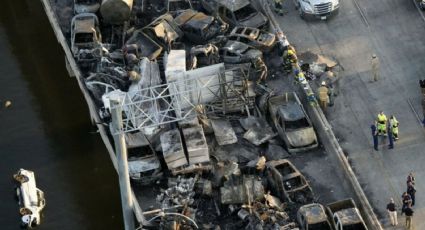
[276,0,425,229]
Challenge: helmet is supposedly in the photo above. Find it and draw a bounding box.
[321,81,326,86]
[372,54,377,58]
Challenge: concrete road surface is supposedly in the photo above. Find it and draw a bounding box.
[275,0,425,229]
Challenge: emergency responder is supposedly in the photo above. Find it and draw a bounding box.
[318,81,330,110]
[274,0,284,16]
[377,111,387,136]
[307,89,318,107]
[294,70,306,84]
[254,57,268,84]
[323,68,340,96]
[389,115,399,140]
[371,54,380,82]
[282,45,297,73]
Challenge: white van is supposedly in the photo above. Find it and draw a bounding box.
[13,169,46,228]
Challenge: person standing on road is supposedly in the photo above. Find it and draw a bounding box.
[405,204,414,230]
[389,115,399,140]
[318,81,330,111]
[401,192,412,215]
[377,111,387,136]
[371,121,379,151]
[407,172,415,185]
[387,121,394,149]
[273,0,284,16]
[407,182,417,206]
[371,54,380,82]
[386,198,398,226]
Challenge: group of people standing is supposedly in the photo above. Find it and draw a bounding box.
[386,172,416,229]
[371,111,399,151]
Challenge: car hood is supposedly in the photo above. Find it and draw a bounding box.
[286,127,317,147]
[308,0,339,5]
[239,12,268,28]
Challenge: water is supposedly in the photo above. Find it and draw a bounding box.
[0,1,123,229]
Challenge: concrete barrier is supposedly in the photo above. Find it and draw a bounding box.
[256,0,383,229]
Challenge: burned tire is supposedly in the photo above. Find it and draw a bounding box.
[19,207,32,216]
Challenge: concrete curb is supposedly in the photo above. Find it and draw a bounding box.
[258,1,383,229]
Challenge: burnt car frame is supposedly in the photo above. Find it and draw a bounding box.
[268,92,318,153]
[70,13,102,61]
[297,203,332,230]
[201,0,268,29]
[219,40,262,64]
[228,26,276,52]
[174,9,228,44]
[266,159,314,204]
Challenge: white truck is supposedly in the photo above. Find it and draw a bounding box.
[13,169,46,228]
[294,0,339,20]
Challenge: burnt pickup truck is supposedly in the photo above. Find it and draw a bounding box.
[297,203,332,230]
[326,199,368,230]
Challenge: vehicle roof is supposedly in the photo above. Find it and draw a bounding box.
[299,204,328,224]
[277,103,305,121]
[74,17,95,33]
[230,27,260,39]
[222,40,250,53]
[175,10,214,29]
[335,208,363,226]
[216,0,250,11]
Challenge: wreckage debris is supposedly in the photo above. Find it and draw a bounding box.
[58,0,334,228]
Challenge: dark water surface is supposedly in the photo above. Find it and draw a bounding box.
[0,0,123,229]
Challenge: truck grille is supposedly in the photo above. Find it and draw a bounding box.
[314,2,332,15]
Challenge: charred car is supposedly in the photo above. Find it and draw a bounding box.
[201,0,268,28]
[219,40,262,64]
[297,203,332,230]
[228,26,276,52]
[175,9,228,44]
[142,13,183,49]
[190,44,220,68]
[267,159,314,204]
[268,92,318,153]
[70,13,102,62]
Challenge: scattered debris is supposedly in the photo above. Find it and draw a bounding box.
[4,100,12,108]
[211,119,238,145]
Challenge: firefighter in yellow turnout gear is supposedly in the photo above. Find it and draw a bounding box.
[274,0,284,16]
[390,115,399,140]
[377,111,387,136]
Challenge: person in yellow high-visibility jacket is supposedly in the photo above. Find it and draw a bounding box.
[377,111,387,136]
[390,115,399,140]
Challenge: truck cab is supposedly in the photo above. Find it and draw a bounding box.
[13,169,46,228]
[294,0,339,20]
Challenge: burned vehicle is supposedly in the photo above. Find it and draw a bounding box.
[297,203,332,230]
[167,0,193,16]
[201,0,268,28]
[70,13,102,62]
[142,13,183,49]
[228,26,276,52]
[326,199,368,230]
[125,29,163,61]
[268,92,318,153]
[219,40,263,64]
[127,144,163,185]
[74,0,100,13]
[174,9,228,44]
[267,159,314,204]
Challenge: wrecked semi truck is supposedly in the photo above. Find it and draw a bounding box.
[326,199,368,230]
